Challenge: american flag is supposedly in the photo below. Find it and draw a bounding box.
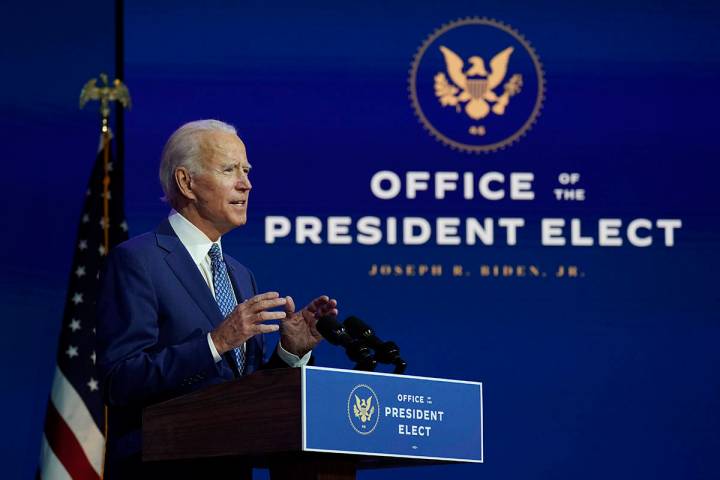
[38,131,127,479]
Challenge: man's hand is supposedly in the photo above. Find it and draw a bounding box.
[280,295,338,357]
[210,292,286,355]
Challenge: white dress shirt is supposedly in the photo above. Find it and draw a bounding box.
[168,210,310,367]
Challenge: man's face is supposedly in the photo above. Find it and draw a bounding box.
[190,131,252,236]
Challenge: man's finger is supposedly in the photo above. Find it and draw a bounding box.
[256,324,280,334]
[248,297,287,313]
[305,295,331,313]
[284,296,296,314]
[315,298,338,314]
[317,299,337,312]
[255,311,286,323]
[248,291,280,305]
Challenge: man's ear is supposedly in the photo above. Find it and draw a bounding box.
[175,167,196,201]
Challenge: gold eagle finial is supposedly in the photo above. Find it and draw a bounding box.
[79,73,131,128]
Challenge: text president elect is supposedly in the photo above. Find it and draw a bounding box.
[97,119,337,478]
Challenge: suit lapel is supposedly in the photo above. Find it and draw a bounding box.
[155,219,224,329]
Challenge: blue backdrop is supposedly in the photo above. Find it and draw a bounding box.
[2,1,719,479]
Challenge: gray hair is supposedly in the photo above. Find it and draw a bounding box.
[159,119,237,206]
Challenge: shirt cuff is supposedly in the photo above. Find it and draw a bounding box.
[277,342,312,367]
[207,332,222,363]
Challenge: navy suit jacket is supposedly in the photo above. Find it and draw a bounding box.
[97,219,284,472]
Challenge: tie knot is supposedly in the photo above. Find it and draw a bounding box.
[208,243,222,263]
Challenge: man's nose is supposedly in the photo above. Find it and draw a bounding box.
[237,175,252,190]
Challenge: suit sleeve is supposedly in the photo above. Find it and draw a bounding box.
[97,246,221,407]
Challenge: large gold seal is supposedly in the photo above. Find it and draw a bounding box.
[409,17,545,153]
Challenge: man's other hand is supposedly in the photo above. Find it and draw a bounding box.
[210,292,286,355]
[280,295,338,357]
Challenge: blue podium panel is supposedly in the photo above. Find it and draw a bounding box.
[302,366,483,463]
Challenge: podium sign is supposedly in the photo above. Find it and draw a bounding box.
[302,366,483,463]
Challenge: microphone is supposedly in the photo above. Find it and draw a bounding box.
[343,316,407,374]
[316,316,376,371]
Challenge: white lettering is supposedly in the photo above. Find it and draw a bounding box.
[463,171,474,199]
[264,216,291,243]
[295,216,322,244]
[598,218,622,246]
[656,219,682,247]
[398,424,433,437]
[570,218,594,246]
[403,217,431,245]
[371,171,401,200]
[435,172,459,199]
[498,218,525,246]
[386,217,397,245]
[406,171,430,199]
[466,218,494,245]
[510,172,535,200]
[542,218,566,246]
[627,218,652,247]
[327,216,352,245]
[478,172,505,200]
[357,216,382,245]
[436,218,461,245]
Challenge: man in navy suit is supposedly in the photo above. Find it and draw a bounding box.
[97,120,337,478]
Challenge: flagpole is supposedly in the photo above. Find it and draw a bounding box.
[100,114,111,480]
[102,117,111,252]
[78,73,130,480]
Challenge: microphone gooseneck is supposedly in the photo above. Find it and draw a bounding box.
[343,316,407,374]
[317,316,376,371]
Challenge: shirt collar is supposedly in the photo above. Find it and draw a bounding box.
[167,209,223,265]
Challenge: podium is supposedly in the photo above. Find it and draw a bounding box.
[143,366,483,479]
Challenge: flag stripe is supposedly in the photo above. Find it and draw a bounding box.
[44,400,101,480]
[39,434,72,480]
[51,367,104,474]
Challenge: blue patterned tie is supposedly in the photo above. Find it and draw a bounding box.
[209,243,245,375]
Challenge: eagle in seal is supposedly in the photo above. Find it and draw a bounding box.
[434,45,519,120]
